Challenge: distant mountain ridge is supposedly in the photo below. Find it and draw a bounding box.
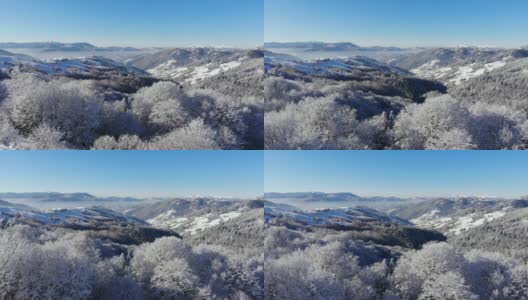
[391,47,528,85]
[0,192,141,202]
[265,41,407,52]
[265,204,411,226]
[265,41,417,61]
[265,42,360,51]
[0,204,146,227]
[0,50,147,76]
[265,53,411,78]
[390,197,528,235]
[265,192,360,200]
[0,42,141,52]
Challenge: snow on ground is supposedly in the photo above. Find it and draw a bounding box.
[411,58,509,85]
[412,208,507,235]
[187,61,242,83]
[265,206,408,226]
[265,54,407,76]
[1,53,140,75]
[147,60,189,77]
[147,59,242,83]
[147,209,243,235]
[0,205,142,226]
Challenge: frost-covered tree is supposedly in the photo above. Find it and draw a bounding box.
[148,99,188,134]
[5,74,102,147]
[148,118,220,150]
[418,272,478,300]
[92,135,146,150]
[99,101,144,138]
[392,95,472,150]
[0,228,99,300]
[27,124,67,150]
[0,81,7,103]
[149,258,199,300]
[265,96,364,150]
[131,81,184,126]
[462,250,514,299]
[468,102,527,149]
[0,116,22,149]
[391,243,465,299]
[504,265,528,299]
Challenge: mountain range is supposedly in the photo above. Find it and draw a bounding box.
[0,49,146,76]
[0,42,141,52]
[266,42,528,87]
[125,198,263,236]
[0,198,145,228]
[265,41,418,61]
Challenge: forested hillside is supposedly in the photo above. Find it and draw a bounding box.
[264,43,528,150]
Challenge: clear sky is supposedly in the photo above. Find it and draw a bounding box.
[0,151,263,198]
[0,0,263,48]
[265,0,528,48]
[265,151,528,198]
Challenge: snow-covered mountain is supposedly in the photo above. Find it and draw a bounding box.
[0,199,34,212]
[126,198,263,235]
[265,204,411,227]
[265,42,360,51]
[449,57,528,104]
[0,42,99,51]
[265,192,362,201]
[265,41,417,61]
[148,59,244,84]
[0,50,147,76]
[449,207,528,260]
[265,52,411,78]
[0,204,146,227]
[0,42,149,61]
[0,192,144,211]
[129,48,263,84]
[264,192,415,211]
[391,198,528,235]
[392,47,528,85]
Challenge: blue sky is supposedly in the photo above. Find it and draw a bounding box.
[265,0,528,48]
[0,151,263,198]
[0,0,263,48]
[265,151,528,198]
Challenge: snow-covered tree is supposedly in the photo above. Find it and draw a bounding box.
[148,118,219,150]
[393,95,471,150]
[418,272,478,300]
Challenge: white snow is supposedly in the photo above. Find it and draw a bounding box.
[412,207,508,235]
[265,55,405,77]
[0,205,141,226]
[449,65,477,85]
[147,208,243,235]
[1,54,137,75]
[412,58,508,85]
[265,206,407,226]
[148,59,242,82]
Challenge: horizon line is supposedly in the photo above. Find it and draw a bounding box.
[264,191,528,200]
[0,40,263,50]
[264,40,528,50]
[0,191,263,199]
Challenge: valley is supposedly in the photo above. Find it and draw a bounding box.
[0,42,264,150]
[264,192,528,299]
[265,42,528,150]
[0,192,264,299]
